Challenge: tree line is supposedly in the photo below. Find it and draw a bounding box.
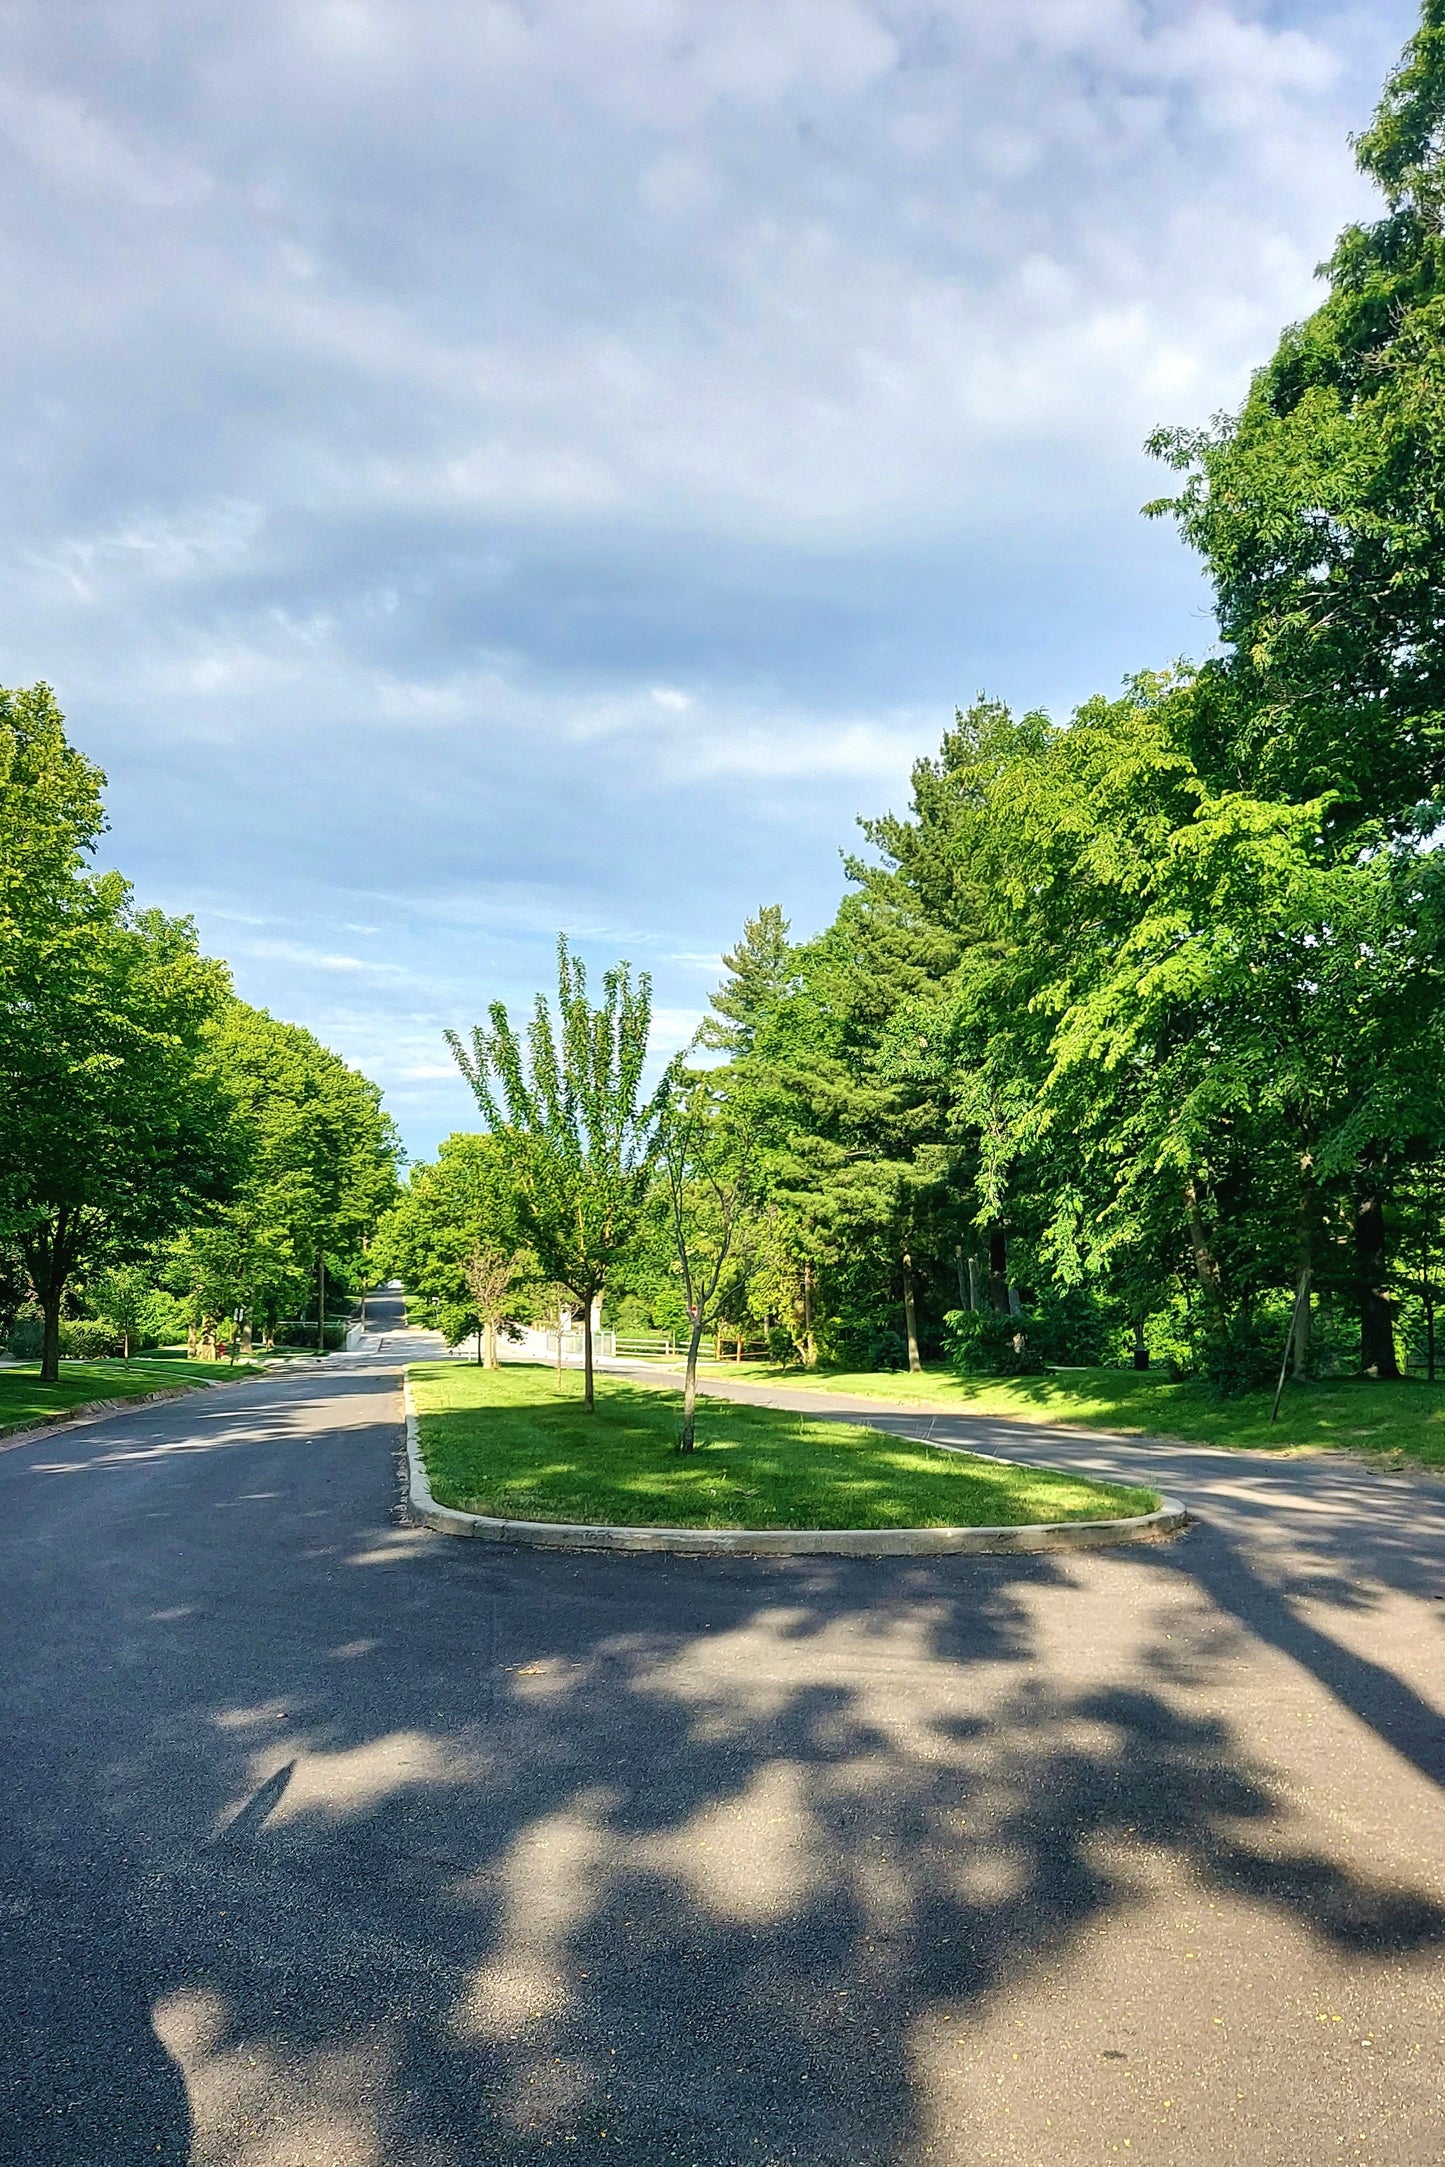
[0,686,400,1380]
[389,10,1445,1401]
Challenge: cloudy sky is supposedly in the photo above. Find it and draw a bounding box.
[0,0,1418,1158]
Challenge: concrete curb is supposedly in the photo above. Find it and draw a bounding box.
[402,1374,1188,1557]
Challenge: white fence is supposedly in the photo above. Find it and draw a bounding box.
[501,1326,618,1363]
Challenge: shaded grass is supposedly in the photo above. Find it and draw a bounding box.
[684,1360,1445,1469]
[409,1361,1157,1530]
[0,1358,262,1436]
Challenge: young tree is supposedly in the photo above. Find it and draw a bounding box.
[660,1079,756,1451]
[86,1265,153,1362]
[447,936,678,1412]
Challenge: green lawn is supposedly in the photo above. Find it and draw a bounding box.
[681,1359,1445,1469]
[0,1357,261,1435]
[409,1361,1157,1530]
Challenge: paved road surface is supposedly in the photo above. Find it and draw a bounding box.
[1,1302,1443,2164]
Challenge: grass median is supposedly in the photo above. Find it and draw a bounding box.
[409,1361,1157,1530]
[0,1357,262,1436]
[677,1360,1445,1469]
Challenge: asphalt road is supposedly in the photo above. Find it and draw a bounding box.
[2,1304,1443,2165]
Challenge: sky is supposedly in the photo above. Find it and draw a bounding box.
[0,0,1421,1161]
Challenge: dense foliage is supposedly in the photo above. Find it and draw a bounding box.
[608,11,1445,1390]
[0,686,400,1375]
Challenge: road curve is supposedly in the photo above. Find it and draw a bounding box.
[1,1318,1443,2164]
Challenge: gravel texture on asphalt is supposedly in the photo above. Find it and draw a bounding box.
[1,1293,1443,2165]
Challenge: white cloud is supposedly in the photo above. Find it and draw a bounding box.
[0,0,1416,1156]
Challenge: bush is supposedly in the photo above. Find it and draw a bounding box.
[1026,1287,1111,1366]
[828,1321,907,1371]
[1200,1315,1283,1398]
[6,1303,42,1359]
[63,1319,123,1359]
[4,1307,124,1360]
[943,1307,1046,1377]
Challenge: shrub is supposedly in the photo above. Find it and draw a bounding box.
[943,1307,1046,1377]
[6,1303,43,1359]
[828,1321,907,1371]
[6,1308,124,1360]
[1027,1287,1111,1366]
[62,1319,123,1360]
[1200,1315,1282,1398]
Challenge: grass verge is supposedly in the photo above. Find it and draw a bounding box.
[0,1358,262,1435]
[683,1360,1445,1469]
[409,1361,1157,1530]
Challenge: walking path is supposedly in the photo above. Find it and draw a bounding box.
[5,1303,1437,2162]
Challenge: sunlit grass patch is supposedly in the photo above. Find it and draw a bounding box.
[409,1362,1156,1530]
[0,1358,261,1435]
[685,1361,1445,1469]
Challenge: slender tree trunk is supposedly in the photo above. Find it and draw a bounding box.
[475,1326,483,1365]
[1291,1268,1313,1378]
[122,1329,131,1363]
[1184,1179,1224,1317]
[680,1311,706,1451]
[1355,1172,1399,1378]
[1423,1167,1437,1383]
[954,1246,968,1309]
[484,1317,498,1369]
[315,1253,326,1354]
[583,1296,595,1412]
[901,1250,922,1373]
[1132,1317,1149,1371]
[987,1229,1009,1314]
[801,1260,817,1369]
[187,1323,198,1360]
[967,1256,983,1312]
[1291,1164,1315,1378]
[40,1281,63,1385]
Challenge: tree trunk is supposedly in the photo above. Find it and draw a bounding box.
[484,1318,498,1369]
[1291,1165,1315,1378]
[680,1311,706,1451]
[1290,1267,1313,1379]
[475,1326,483,1365]
[1423,1167,1437,1383]
[987,1229,1009,1314]
[1132,1318,1149,1371]
[315,1253,326,1354]
[1184,1179,1224,1317]
[953,1246,968,1309]
[40,1282,63,1385]
[1355,1175,1399,1378]
[901,1251,922,1372]
[967,1256,983,1312]
[582,1296,595,1412]
[801,1260,817,1369]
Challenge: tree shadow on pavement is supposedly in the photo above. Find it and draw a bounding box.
[6,1520,1444,2165]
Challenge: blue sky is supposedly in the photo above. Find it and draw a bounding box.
[0,0,1419,1160]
